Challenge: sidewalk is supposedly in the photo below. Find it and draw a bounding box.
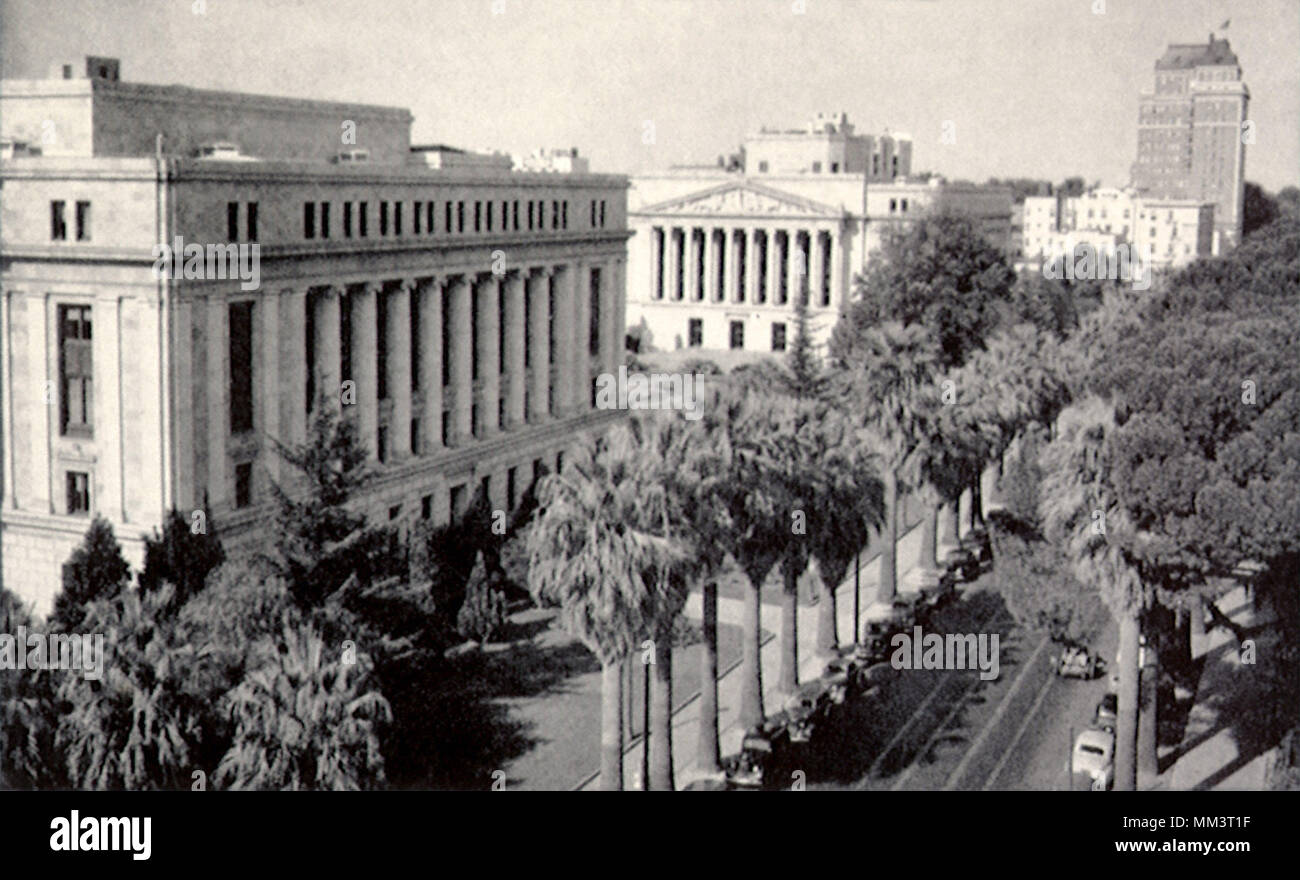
[1165,585,1278,790]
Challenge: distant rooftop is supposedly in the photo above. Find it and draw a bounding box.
[1155,36,1239,70]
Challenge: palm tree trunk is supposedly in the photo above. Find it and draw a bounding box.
[649,622,675,790]
[1137,646,1159,786]
[921,502,939,569]
[816,567,838,655]
[970,477,984,529]
[1115,610,1140,791]
[697,580,721,775]
[599,658,624,791]
[779,562,800,694]
[880,469,899,603]
[740,585,764,729]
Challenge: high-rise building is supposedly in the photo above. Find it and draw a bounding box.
[1132,35,1249,253]
[0,57,629,613]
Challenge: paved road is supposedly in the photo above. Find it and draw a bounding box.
[805,584,1117,792]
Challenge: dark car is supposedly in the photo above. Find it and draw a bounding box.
[783,679,833,743]
[941,545,981,583]
[1094,692,1118,732]
[725,717,791,789]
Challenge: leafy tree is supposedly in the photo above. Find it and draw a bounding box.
[139,508,224,612]
[1242,181,1279,238]
[53,516,131,632]
[835,213,1015,370]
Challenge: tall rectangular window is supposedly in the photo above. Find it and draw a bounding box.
[512,201,520,230]
[319,202,330,239]
[729,321,745,350]
[229,301,255,433]
[51,201,68,240]
[445,202,453,233]
[689,318,703,347]
[552,201,559,228]
[66,471,90,516]
[561,201,568,229]
[486,201,493,232]
[247,202,258,242]
[58,305,93,435]
[394,202,403,236]
[426,201,435,234]
[227,202,239,242]
[359,202,368,237]
[379,202,389,236]
[771,322,787,352]
[343,202,353,238]
[413,201,422,235]
[474,201,481,232]
[303,202,316,239]
[457,201,465,232]
[75,201,91,241]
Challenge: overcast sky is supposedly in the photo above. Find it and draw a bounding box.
[3,0,1297,191]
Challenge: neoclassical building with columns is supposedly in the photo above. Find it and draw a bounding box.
[627,113,1012,353]
[0,58,628,614]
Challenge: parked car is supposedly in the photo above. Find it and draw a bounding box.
[861,602,913,662]
[1094,692,1118,732]
[940,545,981,583]
[962,527,992,564]
[822,648,868,704]
[783,679,833,743]
[1053,644,1105,679]
[1069,727,1114,790]
[725,717,791,789]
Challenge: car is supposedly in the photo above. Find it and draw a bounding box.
[782,679,833,743]
[1069,727,1114,790]
[1054,644,1104,679]
[962,527,992,564]
[725,717,791,789]
[1094,692,1118,732]
[940,545,981,583]
[822,648,867,703]
[861,602,913,662]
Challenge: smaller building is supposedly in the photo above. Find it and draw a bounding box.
[513,147,590,174]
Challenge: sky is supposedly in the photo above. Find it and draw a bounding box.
[3,0,1297,191]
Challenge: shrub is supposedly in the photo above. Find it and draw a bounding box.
[456,554,508,644]
[140,508,224,612]
[53,516,131,632]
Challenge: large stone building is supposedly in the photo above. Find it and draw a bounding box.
[1132,35,1249,253]
[0,58,629,614]
[626,114,1012,354]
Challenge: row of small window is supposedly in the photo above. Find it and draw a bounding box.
[687,318,788,352]
[888,198,910,214]
[300,198,609,240]
[50,201,92,241]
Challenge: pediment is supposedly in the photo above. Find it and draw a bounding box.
[637,181,841,218]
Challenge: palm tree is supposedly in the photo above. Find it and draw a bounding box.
[915,399,992,570]
[526,421,692,790]
[1040,396,1145,791]
[834,323,942,603]
[808,407,886,655]
[216,619,392,790]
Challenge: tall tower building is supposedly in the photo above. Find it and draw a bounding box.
[1132,35,1249,252]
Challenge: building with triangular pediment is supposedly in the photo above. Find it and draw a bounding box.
[627,114,1013,354]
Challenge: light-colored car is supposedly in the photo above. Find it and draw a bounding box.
[861,602,913,660]
[1070,727,1114,790]
[1094,692,1118,732]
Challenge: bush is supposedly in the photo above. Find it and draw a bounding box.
[140,508,224,612]
[456,554,508,644]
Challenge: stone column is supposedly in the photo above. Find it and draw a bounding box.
[259,291,282,486]
[417,277,443,451]
[788,231,804,305]
[810,230,826,308]
[726,229,741,303]
[447,275,473,445]
[831,227,846,312]
[599,261,619,376]
[665,227,680,300]
[704,228,719,304]
[475,274,501,436]
[573,262,592,411]
[502,272,527,428]
[651,226,663,300]
[746,229,760,304]
[767,229,781,305]
[204,294,226,508]
[280,289,308,451]
[313,286,342,412]
[351,283,379,459]
[387,280,413,457]
[553,264,577,416]
[527,269,551,422]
